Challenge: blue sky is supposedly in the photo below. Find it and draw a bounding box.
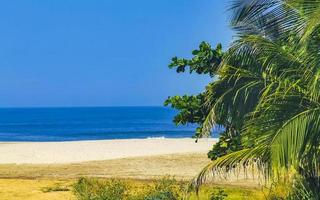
[0,0,232,107]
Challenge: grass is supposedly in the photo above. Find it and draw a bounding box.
[190,185,265,200]
[72,177,265,200]
[0,178,265,200]
[0,179,74,200]
[41,183,70,193]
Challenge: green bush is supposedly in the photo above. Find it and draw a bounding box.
[143,178,186,200]
[207,132,242,161]
[73,177,128,200]
[73,177,186,200]
[210,188,227,200]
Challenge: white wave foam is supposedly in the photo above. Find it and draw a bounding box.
[146,136,166,139]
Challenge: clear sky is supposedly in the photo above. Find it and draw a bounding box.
[0,0,233,107]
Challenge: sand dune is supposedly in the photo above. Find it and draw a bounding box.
[0,138,216,164]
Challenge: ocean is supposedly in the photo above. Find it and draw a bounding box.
[0,107,220,142]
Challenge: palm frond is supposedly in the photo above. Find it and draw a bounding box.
[192,147,269,192]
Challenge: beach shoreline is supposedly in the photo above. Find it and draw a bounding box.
[0,138,217,164]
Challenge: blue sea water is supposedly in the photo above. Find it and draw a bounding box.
[0,107,220,142]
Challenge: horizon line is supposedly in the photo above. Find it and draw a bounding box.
[0,105,168,109]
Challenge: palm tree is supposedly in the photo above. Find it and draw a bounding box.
[196,0,320,198]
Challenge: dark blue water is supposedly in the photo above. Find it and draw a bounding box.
[0,107,211,142]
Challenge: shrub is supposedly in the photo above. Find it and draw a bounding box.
[207,132,242,161]
[143,177,186,200]
[210,188,227,200]
[73,177,128,200]
[41,183,70,193]
[73,177,186,200]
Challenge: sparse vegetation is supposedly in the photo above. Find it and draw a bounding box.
[41,183,70,193]
[73,177,186,200]
[210,188,228,200]
[72,177,263,200]
[73,178,128,200]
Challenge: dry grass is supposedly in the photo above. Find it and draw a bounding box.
[0,178,265,200]
[0,179,74,200]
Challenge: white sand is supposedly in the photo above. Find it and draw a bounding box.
[0,138,216,164]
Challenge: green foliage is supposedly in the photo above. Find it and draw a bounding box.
[73,178,128,200]
[143,178,186,200]
[165,41,224,139]
[165,30,248,162]
[73,177,264,200]
[164,94,206,126]
[164,94,209,139]
[169,42,223,77]
[167,0,320,198]
[285,177,320,200]
[73,177,186,200]
[166,39,248,160]
[191,0,320,199]
[166,48,246,159]
[210,188,228,200]
[207,132,242,161]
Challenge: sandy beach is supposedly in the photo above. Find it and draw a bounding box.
[0,138,216,164]
[0,139,263,200]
